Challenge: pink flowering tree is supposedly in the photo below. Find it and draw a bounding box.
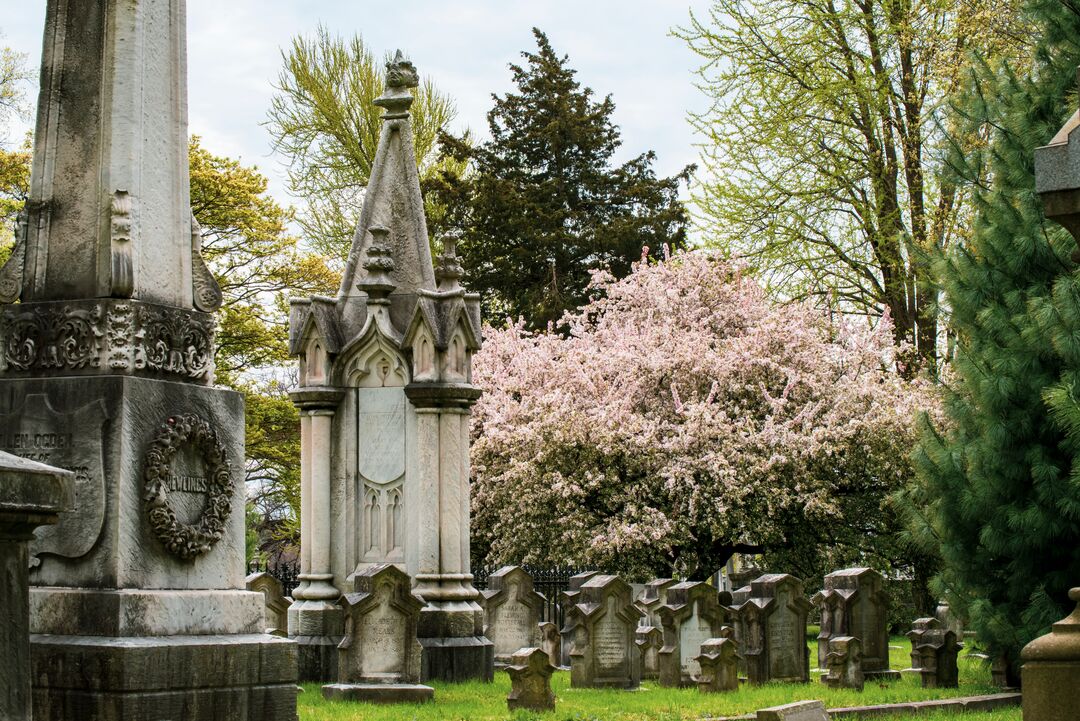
[470,250,937,580]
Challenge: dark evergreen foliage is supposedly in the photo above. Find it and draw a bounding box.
[424,29,693,329]
[912,0,1080,680]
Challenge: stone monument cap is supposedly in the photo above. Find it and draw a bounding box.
[1021,587,1080,662]
[0,451,74,518]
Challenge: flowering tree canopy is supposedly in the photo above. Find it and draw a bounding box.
[470,250,935,579]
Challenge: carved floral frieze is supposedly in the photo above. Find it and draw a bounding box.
[0,299,215,383]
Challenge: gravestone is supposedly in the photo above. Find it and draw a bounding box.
[0,454,71,721]
[756,700,830,721]
[539,621,562,669]
[322,564,433,704]
[247,571,292,636]
[695,637,739,693]
[741,574,811,684]
[1021,587,1080,721]
[560,570,599,665]
[506,647,556,712]
[567,575,644,688]
[480,566,546,666]
[658,581,729,687]
[813,567,894,679]
[636,625,663,680]
[636,578,676,626]
[904,618,960,688]
[822,636,863,691]
[0,2,297,718]
[288,51,491,682]
[934,600,964,638]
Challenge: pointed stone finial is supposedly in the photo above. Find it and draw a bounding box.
[358,225,397,299]
[375,51,418,118]
[435,230,464,292]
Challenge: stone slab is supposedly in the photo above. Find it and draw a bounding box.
[708,693,1022,721]
[321,683,434,704]
[757,701,829,721]
[30,588,264,636]
[30,633,297,721]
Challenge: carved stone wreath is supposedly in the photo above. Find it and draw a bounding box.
[143,414,232,560]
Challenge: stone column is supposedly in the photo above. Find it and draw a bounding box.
[406,384,493,682]
[289,389,345,681]
[0,453,71,721]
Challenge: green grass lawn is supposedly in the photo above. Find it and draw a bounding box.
[297,636,1019,721]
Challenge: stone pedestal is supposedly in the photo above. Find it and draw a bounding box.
[7,377,298,720]
[1021,587,1080,721]
[0,453,72,721]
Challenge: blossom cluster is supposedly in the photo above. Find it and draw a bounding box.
[470,250,937,578]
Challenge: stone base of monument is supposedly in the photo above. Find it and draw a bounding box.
[30,633,297,721]
[419,635,496,682]
[288,600,344,681]
[321,683,434,704]
[417,602,494,683]
[864,669,902,681]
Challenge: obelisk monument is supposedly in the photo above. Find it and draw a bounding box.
[0,1,297,718]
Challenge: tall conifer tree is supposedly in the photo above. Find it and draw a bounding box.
[913,0,1080,679]
[427,29,692,328]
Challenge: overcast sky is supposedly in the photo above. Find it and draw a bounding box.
[4,1,713,208]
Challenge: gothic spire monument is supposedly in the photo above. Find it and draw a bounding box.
[288,52,492,682]
[0,1,296,718]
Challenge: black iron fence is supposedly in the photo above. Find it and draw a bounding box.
[473,564,594,629]
[247,559,301,598]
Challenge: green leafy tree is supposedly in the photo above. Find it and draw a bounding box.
[0,38,30,251]
[266,26,460,261]
[911,0,1080,681]
[676,0,1029,367]
[427,29,692,329]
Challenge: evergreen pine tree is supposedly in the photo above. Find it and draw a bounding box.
[913,0,1080,679]
[426,29,692,328]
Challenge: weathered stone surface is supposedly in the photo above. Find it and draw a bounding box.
[539,621,561,669]
[7,2,298,717]
[904,618,960,688]
[30,634,298,721]
[0,453,72,721]
[567,575,644,688]
[287,52,489,683]
[813,568,892,678]
[247,572,292,636]
[658,581,729,687]
[695,636,739,693]
[560,571,599,665]
[757,700,830,721]
[334,564,426,684]
[636,578,676,627]
[506,647,556,712]
[740,574,811,684]
[480,566,545,665]
[822,636,863,691]
[934,600,963,639]
[1021,587,1080,721]
[636,626,663,680]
